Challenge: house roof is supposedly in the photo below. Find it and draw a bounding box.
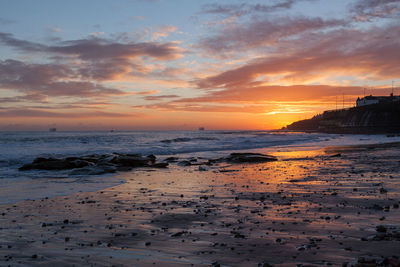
[358,95,393,101]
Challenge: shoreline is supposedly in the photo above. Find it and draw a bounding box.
[2,137,398,206]
[1,142,400,266]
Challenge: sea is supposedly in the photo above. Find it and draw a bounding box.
[1,130,400,204]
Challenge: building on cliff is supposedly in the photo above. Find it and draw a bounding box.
[356,93,400,107]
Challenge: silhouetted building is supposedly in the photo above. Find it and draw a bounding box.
[356,93,400,107]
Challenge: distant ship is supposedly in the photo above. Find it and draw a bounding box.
[198,127,205,131]
[49,128,57,132]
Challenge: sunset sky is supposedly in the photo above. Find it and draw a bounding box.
[0,0,399,130]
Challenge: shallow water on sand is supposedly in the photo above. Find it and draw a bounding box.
[1,131,400,204]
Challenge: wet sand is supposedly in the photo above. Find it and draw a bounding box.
[1,144,400,266]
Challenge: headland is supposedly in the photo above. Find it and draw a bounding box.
[284,97,400,134]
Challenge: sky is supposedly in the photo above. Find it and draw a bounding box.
[0,0,399,131]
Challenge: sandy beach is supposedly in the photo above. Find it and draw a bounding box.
[1,143,400,266]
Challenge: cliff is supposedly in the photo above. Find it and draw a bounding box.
[284,102,400,134]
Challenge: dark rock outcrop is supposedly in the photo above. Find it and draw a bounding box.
[19,151,278,175]
[19,157,93,171]
[225,153,277,163]
[19,153,168,174]
[110,154,151,167]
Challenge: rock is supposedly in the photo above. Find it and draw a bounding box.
[69,159,93,168]
[19,157,93,171]
[147,154,156,163]
[32,157,53,164]
[164,157,179,162]
[18,163,35,171]
[226,153,277,163]
[161,137,191,143]
[116,166,133,172]
[258,263,274,267]
[20,152,167,174]
[178,160,192,166]
[382,257,400,266]
[369,204,384,210]
[171,231,186,237]
[19,158,72,170]
[233,233,245,238]
[91,154,114,164]
[198,166,208,171]
[110,155,150,167]
[356,257,377,265]
[376,225,387,233]
[151,163,169,168]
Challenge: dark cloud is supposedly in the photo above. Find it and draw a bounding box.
[201,0,317,17]
[0,32,183,81]
[0,33,182,61]
[0,108,141,118]
[351,0,400,21]
[49,38,182,61]
[198,16,346,54]
[0,32,45,52]
[201,3,247,17]
[76,58,132,80]
[0,59,126,98]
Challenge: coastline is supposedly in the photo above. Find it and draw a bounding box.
[1,141,400,266]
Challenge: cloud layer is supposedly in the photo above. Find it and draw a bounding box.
[1,0,399,129]
[351,0,400,21]
[197,24,400,89]
[201,0,317,17]
[0,59,125,98]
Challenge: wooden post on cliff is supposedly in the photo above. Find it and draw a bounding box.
[336,95,338,111]
[342,93,344,109]
[392,81,394,95]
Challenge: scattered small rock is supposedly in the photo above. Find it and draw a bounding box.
[376,225,387,233]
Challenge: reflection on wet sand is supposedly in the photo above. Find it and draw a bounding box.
[1,145,400,266]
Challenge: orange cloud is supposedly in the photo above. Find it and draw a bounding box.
[197,26,400,89]
[176,85,365,103]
